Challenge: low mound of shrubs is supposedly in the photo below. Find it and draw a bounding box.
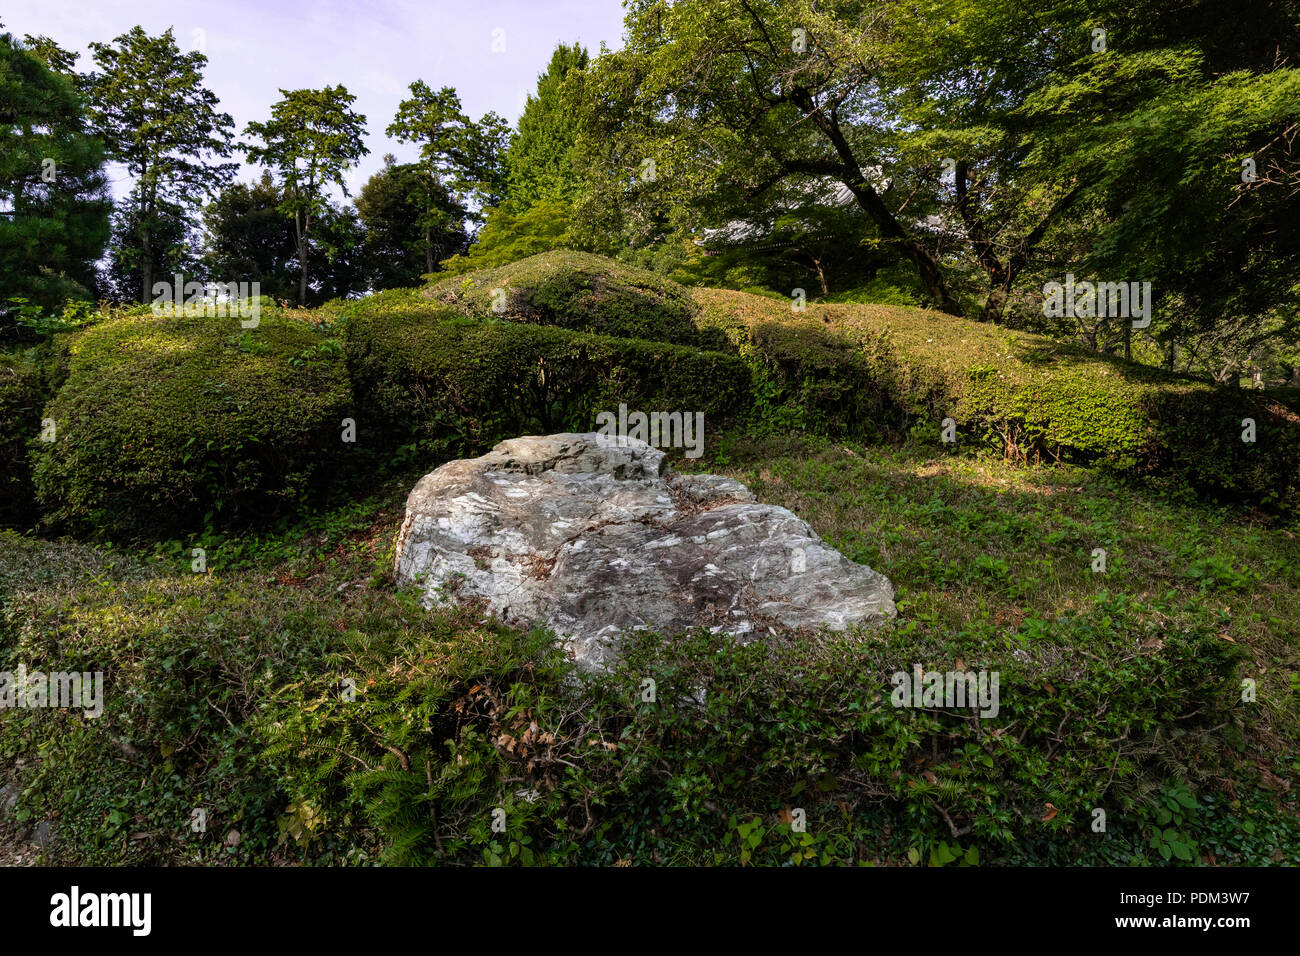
[31,311,352,540]
[10,254,1297,541]
[8,278,751,539]
[426,249,724,348]
[342,292,751,464]
[694,288,1300,510]
[0,338,72,529]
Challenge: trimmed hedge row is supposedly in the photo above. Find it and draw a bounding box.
[426,249,726,349]
[691,294,895,437]
[0,338,72,528]
[18,285,751,539]
[693,288,1300,509]
[14,252,1296,540]
[343,296,752,463]
[1,348,48,528]
[31,312,353,540]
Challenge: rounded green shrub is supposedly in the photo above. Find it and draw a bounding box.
[1,338,72,529]
[695,304,894,436]
[32,311,353,539]
[694,288,1300,511]
[426,250,725,348]
[343,297,752,463]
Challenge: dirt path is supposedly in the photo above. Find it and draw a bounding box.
[0,817,39,865]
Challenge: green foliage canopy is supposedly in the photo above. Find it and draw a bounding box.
[244,85,369,304]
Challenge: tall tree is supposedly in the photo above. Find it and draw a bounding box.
[20,33,81,82]
[202,173,298,302]
[387,82,510,231]
[102,197,203,303]
[585,0,1300,335]
[506,43,590,209]
[244,85,369,304]
[308,202,368,302]
[355,154,468,287]
[579,0,967,315]
[85,26,236,303]
[0,31,110,326]
[875,0,1300,331]
[1019,0,1300,365]
[473,111,512,213]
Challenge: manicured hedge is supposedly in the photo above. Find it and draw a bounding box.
[31,311,353,539]
[0,338,71,529]
[426,249,726,348]
[342,296,752,462]
[1,348,48,528]
[21,284,750,540]
[693,288,1300,510]
[691,295,894,436]
[21,261,1297,541]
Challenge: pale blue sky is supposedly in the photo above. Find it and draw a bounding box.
[3,0,628,201]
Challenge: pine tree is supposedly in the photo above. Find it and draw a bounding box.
[506,43,589,210]
[0,31,110,327]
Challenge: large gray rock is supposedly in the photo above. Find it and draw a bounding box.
[394,433,894,670]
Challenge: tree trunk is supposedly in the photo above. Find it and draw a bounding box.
[792,91,963,316]
[980,284,1009,323]
[849,183,962,314]
[141,227,152,306]
[139,188,154,305]
[296,209,309,306]
[955,161,1086,328]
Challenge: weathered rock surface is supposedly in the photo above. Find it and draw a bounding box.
[394,433,895,670]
